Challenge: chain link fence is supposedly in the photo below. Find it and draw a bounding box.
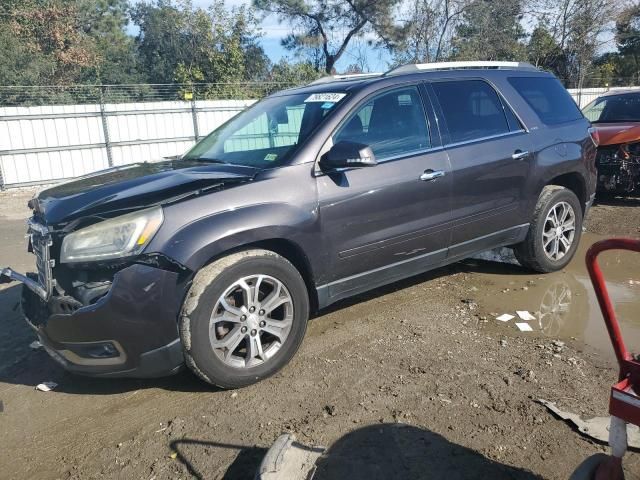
[0,82,298,107]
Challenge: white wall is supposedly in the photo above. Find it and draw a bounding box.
[0,99,255,187]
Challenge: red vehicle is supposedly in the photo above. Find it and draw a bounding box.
[583,90,640,195]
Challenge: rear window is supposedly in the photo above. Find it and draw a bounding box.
[508,77,582,125]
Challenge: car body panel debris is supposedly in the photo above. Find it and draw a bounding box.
[537,399,640,448]
[255,433,325,480]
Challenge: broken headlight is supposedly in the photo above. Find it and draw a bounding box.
[61,207,164,263]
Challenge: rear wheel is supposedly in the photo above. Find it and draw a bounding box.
[514,185,583,273]
[180,249,309,389]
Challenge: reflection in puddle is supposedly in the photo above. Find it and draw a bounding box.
[537,279,574,337]
[464,234,640,359]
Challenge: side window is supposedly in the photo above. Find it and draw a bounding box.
[334,86,430,161]
[508,77,583,125]
[432,80,511,144]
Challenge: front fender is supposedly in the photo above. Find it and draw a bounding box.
[149,202,320,275]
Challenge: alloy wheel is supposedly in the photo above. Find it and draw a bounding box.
[209,274,294,369]
[542,201,576,261]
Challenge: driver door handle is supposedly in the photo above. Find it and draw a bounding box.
[512,150,530,160]
[420,170,445,182]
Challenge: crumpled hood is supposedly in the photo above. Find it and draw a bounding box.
[592,122,640,146]
[30,160,258,224]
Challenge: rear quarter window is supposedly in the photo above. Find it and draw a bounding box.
[431,79,512,144]
[508,77,583,125]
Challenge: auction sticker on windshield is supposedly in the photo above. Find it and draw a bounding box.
[305,93,346,103]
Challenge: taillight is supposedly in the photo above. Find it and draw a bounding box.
[588,127,600,147]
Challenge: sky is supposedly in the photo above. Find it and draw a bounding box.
[129,0,619,74]
[129,0,393,73]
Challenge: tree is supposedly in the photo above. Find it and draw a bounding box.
[526,25,563,74]
[132,0,268,84]
[0,0,145,87]
[253,0,403,74]
[451,0,526,61]
[614,4,640,84]
[392,0,474,65]
[2,0,98,85]
[528,0,621,87]
[132,0,208,84]
[77,0,144,84]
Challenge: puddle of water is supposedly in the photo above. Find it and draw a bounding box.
[463,233,640,360]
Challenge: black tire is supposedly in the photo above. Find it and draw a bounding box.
[514,185,583,273]
[180,249,309,389]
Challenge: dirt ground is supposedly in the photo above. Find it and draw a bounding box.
[0,189,639,480]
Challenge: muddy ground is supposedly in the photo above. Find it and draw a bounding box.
[0,189,639,480]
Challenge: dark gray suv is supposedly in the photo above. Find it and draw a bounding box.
[2,62,597,388]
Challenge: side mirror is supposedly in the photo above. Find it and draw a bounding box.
[320,141,377,170]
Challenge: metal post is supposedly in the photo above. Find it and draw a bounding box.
[190,89,200,142]
[99,86,114,168]
[0,158,6,190]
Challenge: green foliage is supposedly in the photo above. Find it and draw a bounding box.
[0,0,99,85]
[452,0,526,61]
[267,59,322,83]
[131,0,268,85]
[611,4,640,85]
[527,26,563,73]
[77,0,144,84]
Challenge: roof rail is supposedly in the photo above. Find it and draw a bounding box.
[386,61,538,75]
[309,73,383,85]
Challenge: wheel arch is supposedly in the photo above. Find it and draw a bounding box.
[545,172,588,214]
[193,237,319,314]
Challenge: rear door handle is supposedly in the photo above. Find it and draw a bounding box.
[420,170,445,181]
[512,150,530,160]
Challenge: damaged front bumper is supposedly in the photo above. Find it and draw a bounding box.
[3,262,188,378]
[1,267,48,300]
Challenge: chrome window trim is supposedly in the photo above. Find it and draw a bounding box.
[444,129,527,149]
[375,146,445,164]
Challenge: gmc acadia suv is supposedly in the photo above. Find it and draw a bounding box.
[1,61,597,388]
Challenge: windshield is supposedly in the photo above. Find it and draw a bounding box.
[583,92,640,123]
[183,92,347,168]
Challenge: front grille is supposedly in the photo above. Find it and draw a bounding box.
[28,219,55,300]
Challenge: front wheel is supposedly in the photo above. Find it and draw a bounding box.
[180,249,309,389]
[514,185,583,273]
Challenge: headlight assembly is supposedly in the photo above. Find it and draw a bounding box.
[61,207,164,263]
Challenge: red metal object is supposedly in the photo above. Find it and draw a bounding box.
[585,238,640,427]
